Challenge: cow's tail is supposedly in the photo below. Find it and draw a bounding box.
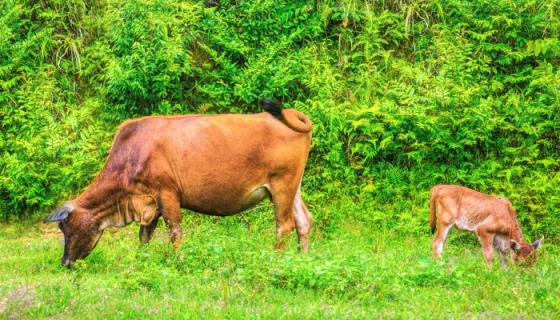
[259,99,312,133]
[429,187,438,234]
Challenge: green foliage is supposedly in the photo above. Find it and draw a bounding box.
[0,0,110,217]
[105,0,201,118]
[0,0,559,238]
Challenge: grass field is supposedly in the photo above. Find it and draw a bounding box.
[1,200,559,319]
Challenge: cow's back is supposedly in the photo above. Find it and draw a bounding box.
[102,113,311,215]
[432,185,515,231]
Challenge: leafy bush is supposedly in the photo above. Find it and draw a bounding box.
[0,0,558,239]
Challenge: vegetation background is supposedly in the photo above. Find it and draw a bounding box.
[1,0,559,318]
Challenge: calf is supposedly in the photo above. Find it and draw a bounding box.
[429,184,543,265]
[44,99,313,267]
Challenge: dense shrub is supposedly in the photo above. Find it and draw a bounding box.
[0,0,558,238]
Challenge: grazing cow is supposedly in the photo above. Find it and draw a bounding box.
[429,185,543,265]
[44,99,313,267]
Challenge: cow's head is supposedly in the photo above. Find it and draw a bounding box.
[43,203,103,268]
[510,237,543,263]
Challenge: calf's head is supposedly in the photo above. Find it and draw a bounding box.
[511,237,543,263]
[43,203,103,268]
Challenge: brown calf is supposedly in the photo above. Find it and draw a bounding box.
[44,99,313,267]
[429,185,543,265]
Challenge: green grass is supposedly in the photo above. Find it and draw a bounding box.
[1,201,559,319]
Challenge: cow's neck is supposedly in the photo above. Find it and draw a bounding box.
[510,224,529,245]
[76,184,138,230]
[100,197,140,230]
[76,182,158,231]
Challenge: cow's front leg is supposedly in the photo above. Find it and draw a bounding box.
[139,217,159,245]
[160,191,182,249]
[497,250,509,267]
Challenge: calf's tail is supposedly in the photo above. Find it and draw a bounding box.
[429,187,438,234]
[259,99,312,133]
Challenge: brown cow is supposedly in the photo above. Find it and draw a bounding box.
[43,99,313,267]
[429,184,543,265]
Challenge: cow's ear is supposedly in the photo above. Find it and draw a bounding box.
[532,237,544,249]
[510,240,521,251]
[43,205,73,223]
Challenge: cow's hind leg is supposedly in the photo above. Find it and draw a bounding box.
[159,191,182,249]
[270,185,297,251]
[293,186,312,253]
[139,217,159,245]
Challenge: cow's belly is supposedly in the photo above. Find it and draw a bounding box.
[180,184,271,216]
[454,209,479,231]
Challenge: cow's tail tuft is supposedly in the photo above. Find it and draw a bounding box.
[259,98,283,120]
[259,98,312,133]
[429,187,438,234]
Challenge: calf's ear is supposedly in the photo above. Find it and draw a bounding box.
[43,205,73,223]
[532,237,544,249]
[510,240,522,251]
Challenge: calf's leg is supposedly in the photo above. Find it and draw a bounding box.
[476,227,496,266]
[498,251,509,267]
[432,220,452,259]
